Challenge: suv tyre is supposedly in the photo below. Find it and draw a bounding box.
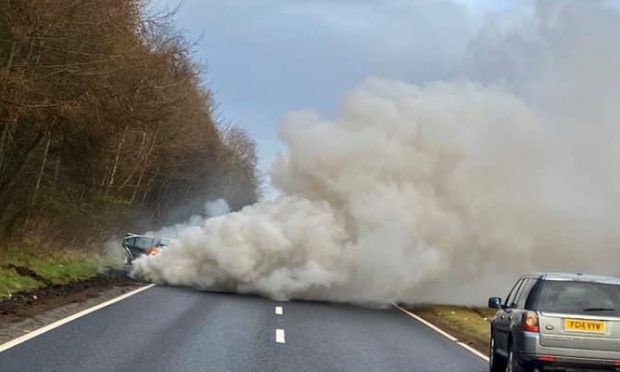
[506,342,527,372]
[489,335,506,372]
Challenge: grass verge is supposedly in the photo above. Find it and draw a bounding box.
[409,305,496,354]
[0,242,103,299]
[0,267,43,298]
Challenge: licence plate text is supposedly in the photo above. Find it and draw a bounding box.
[564,319,606,333]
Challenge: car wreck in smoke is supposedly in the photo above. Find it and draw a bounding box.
[121,234,172,264]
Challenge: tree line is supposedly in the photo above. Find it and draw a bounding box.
[0,0,259,248]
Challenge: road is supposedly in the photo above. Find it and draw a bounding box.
[0,285,487,372]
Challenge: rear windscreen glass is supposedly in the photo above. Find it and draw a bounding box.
[536,280,620,316]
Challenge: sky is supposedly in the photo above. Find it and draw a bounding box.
[155,0,517,199]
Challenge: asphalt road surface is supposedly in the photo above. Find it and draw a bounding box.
[0,285,487,372]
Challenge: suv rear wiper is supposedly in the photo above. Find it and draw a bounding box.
[582,307,615,312]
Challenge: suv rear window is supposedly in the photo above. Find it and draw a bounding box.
[535,280,620,317]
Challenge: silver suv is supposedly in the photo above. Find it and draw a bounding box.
[488,273,620,371]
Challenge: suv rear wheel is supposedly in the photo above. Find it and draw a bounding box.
[506,342,527,372]
[489,335,505,372]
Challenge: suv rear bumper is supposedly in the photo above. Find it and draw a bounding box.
[518,332,620,371]
[520,354,620,371]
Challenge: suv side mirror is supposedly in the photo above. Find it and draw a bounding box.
[488,297,502,309]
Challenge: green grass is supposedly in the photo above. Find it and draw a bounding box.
[0,267,43,299]
[0,242,101,299]
[414,305,495,345]
[26,257,99,285]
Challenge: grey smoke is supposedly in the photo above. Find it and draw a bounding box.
[143,200,231,239]
[131,0,620,304]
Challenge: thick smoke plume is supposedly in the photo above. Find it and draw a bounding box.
[132,1,620,304]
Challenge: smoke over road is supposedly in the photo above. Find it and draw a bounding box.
[132,1,620,304]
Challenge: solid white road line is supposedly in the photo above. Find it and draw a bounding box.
[393,304,457,341]
[275,306,283,315]
[393,303,489,362]
[275,328,286,344]
[0,283,157,354]
[458,341,490,361]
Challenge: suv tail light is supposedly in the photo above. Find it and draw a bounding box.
[523,311,540,333]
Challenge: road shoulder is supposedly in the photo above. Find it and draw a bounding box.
[0,273,143,345]
[396,304,492,358]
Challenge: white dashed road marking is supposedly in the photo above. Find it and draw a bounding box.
[275,329,286,344]
[275,306,283,315]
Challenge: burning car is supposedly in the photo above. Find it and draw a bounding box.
[121,233,171,264]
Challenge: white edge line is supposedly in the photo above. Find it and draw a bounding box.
[275,328,286,344]
[458,341,490,361]
[393,304,457,341]
[0,283,157,353]
[393,303,489,362]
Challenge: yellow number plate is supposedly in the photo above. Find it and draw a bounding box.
[564,319,606,333]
